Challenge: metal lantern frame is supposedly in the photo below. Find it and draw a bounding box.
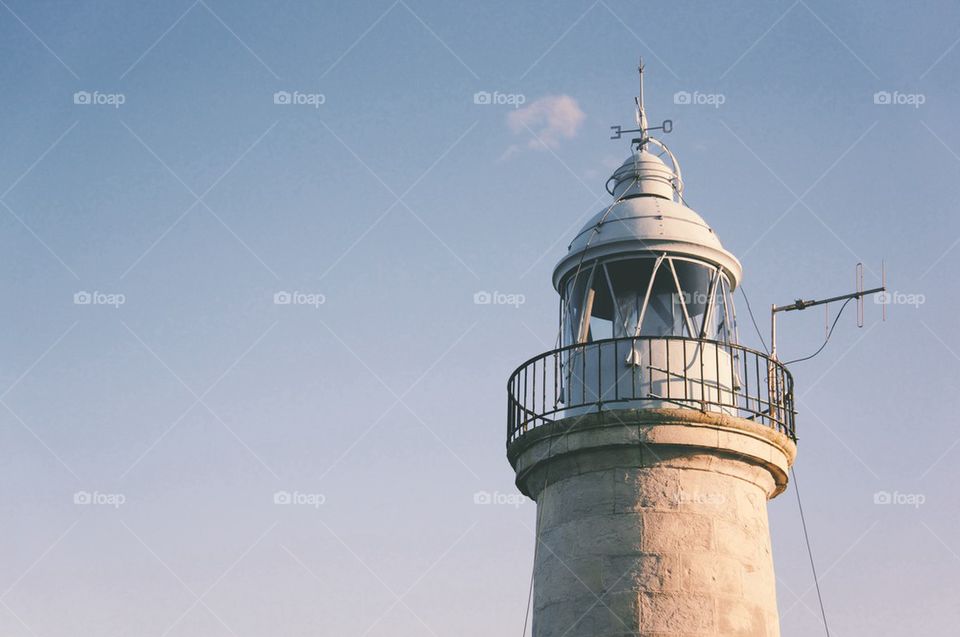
[559,253,740,350]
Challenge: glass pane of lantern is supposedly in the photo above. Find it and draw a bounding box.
[603,258,658,338]
[712,275,727,341]
[640,262,686,337]
[585,263,616,341]
[720,276,738,344]
[702,273,740,344]
[563,262,596,345]
[671,259,713,336]
[699,270,724,341]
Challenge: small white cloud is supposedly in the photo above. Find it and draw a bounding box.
[601,156,623,170]
[503,95,585,158]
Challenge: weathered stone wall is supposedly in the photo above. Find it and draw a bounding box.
[509,410,795,637]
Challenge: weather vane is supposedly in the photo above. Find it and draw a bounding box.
[609,58,673,149]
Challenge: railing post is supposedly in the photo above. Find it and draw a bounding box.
[767,357,778,427]
[698,340,706,411]
[597,338,603,411]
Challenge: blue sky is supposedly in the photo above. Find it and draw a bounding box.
[0,1,958,635]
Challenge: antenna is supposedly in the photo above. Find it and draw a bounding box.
[881,260,887,322]
[610,57,673,148]
[856,262,864,327]
[770,262,887,361]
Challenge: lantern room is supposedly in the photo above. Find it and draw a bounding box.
[555,149,743,350]
[540,68,759,420]
[506,60,795,456]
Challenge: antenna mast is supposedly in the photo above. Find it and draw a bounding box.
[608,58,682,198]
[770,262,886,360]
[636,58,648,149]
[610,57,673,148]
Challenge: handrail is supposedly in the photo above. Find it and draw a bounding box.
[507,335,795,447]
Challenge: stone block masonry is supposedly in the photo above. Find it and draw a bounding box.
[508,409,796,637]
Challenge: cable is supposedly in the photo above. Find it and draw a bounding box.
[521,555,535,636]
[521,435,555,636]
[791,466,831,636]
[738,286,769,354]
[783,298,852,365]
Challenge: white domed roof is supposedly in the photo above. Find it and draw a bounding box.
[608,151,677,199]
[552,187,742,291]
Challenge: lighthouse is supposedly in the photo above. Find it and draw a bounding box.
[506,63,797,636]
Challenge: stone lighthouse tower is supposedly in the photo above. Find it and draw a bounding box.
[506,63,797,636]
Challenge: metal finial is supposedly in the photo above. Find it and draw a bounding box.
[635,57,648,134]
[611,58,672,146]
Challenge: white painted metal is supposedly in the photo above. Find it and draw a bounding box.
[563,339,737,415]
[552,62,744,419]
[553,191,742,294]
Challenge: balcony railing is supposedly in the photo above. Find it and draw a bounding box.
[507,336,795,446]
